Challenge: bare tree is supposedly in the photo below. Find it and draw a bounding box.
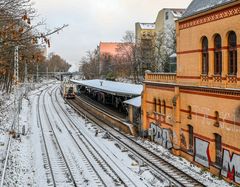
[80,49,99,80]
[0,0,68,92]
[39,53,71,74]
[117,30,140,83]
[155,26,176,72]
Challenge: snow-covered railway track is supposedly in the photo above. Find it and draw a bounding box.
[37,87,77,186]
[46,86,107,187]
[67,95,206,187]
[51,86,141,187]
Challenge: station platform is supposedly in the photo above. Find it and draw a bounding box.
[76,94,127,121]
[70,79,143,132]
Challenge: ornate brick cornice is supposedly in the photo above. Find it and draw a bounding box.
[144,81,240,99]
[179,4,240,30]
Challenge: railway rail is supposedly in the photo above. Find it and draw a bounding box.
[37,87,77,186]
[50,86,108,186]
[53,87,145,186]
[66,93,206,187]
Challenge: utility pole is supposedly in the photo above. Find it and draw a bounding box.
[14,46,19,84]
[13,46,20,135]
[24,61,30,97]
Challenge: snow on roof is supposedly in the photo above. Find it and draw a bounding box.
[170,53,177,58]
[170,9,185,18]
[123,96,141,108]
[139,23,155,30]
[71,79,143,96]
[182,0,235,18]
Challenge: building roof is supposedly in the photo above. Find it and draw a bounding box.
[182,0,235,18]
[71,79,143,96]
[123,96,141,107]
[169,9,186,18]
[155,8,185,23]
[170,53,177,58]
[139,23,155,30]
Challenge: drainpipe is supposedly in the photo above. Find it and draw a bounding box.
[172,86,181,156]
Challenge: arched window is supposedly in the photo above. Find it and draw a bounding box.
[228,31,237,75]
[165,12,169,20]
[188,125,194,152]
[163,100,166,114]
[214,111,220,127]
[202,37,209,74]
[187,105,192,119]
[154,98,157,112]
[214,34,222,75]
[158,99,161,113]
[214,133,222,166]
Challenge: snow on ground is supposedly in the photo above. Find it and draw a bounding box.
[61,91,233,187]
[62,99,170,187]
[0,91,14,178]
[0,81,234,186]
[135,138,233,187]
[30,92,48,187]
[0,81,55,186]
[90,130,168,186]
[2,82,166,187]
[4,97,34,186]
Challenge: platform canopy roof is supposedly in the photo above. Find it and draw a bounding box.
[123,96,141,108]
[71,79,143,97]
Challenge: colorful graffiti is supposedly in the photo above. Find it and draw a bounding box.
[149,122,173,149]
[221,149,240,184]
[191,105,240,133]
[147,103,240,185]
[193,138,240,184]
[194,138,210,168]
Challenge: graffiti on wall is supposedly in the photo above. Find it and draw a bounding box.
[148,123,240,184]
[194,138,210,168]
[149,122,173,149]
[221,149,240,184]
[191,105,240,133]
[193,138,240,184]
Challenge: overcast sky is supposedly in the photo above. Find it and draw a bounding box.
[33,0,192,71]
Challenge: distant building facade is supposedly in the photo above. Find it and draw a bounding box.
[155,8,185,36]
[135,23,156,75]
[135,9,185,74]
[155,8,185,72]
[142,0,240,185]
